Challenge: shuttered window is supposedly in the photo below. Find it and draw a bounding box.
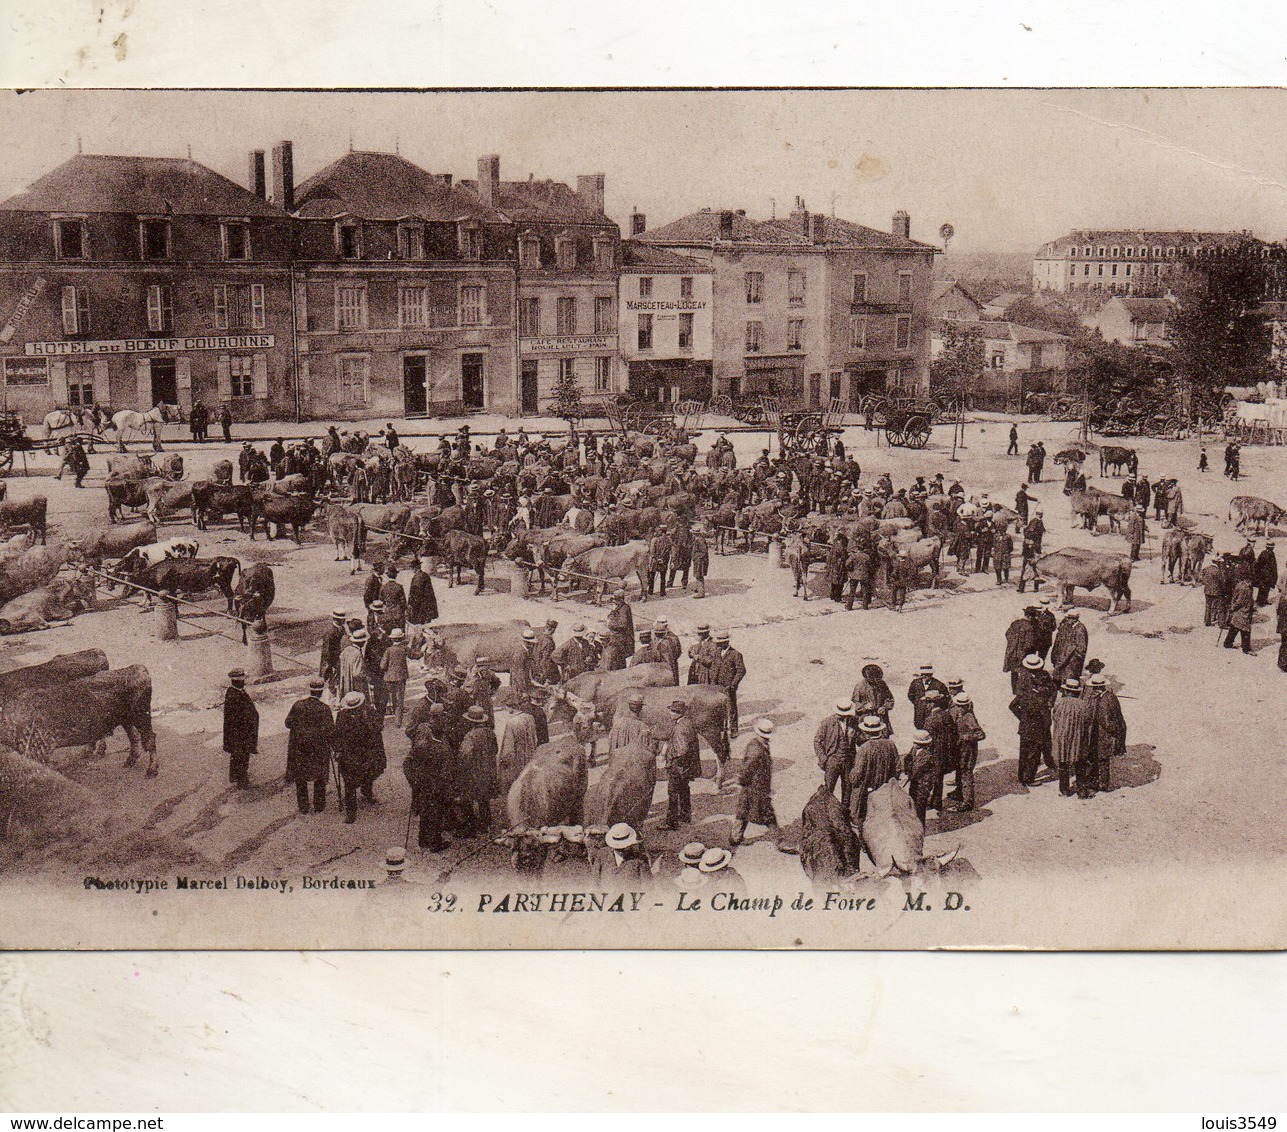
[61,286,90,335]
[459,285,485,327]
[147,285,174,333]
[214,284,266,330]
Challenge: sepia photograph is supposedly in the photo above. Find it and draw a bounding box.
[1,87,1285,950]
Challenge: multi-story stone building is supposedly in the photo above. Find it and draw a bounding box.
[462,157,621,415]
[618,234,714,402]
[288,146,518,418]
[1033,229,1261,297]
[0,152,297,421]
[638,201,936,407]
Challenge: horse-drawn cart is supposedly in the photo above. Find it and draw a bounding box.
[880,397,939,449]
[0,410,75,475]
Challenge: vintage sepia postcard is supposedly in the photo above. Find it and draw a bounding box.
[1,87,1285,951]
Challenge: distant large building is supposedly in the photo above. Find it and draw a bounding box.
[1033,229,1264,297]
[638,201,937,407]
[0,153,297,423]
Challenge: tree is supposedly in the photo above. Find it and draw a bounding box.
[1169,243,1284,392]
[930,323,984,400]
[551,364,584,428]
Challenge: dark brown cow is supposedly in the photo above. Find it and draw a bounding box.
[232,562,275,642]
[104,476,150,523]
[0,649,108,698]
[583,742,657,830]
[505,737,589,828]
[0,495,48,545]
[251,494,319,542]
[137,556,240,610]
[191,482,256,531]
[1,664,158,777]
[432,529,487,593]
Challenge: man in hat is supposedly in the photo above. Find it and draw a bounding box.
[1004,606,1039,693]
[363,617,390,719]
[851,663,895,734]
[1011,654,1056,786]
[532,618,559,684]
[904,730,938,825]
[380,563,407,630]
[339,626,370,699]
[590,823,652,884]
[1122,505,1146,563]
[907,663,949,729]
[457,705,498,837]
[814,700,857,810]
[381,847,409,884]
[465,656,500,727]
[1031,595,1057,660]
[554,624,595,681]
[825,535,849,603]
[404,558,438,655]
[710,629,746,735]
[1007,422,1020,456]
[334,691,386,823]
[848,715,900,824]
[689,524,710,599]
[320,610,348,700]
[1223,572,1255,654]
[922,690,958,813]
[659,700,701,831]
[687,624,717,685]
[652,616,682,683]
[608,690,655,755]
[496,690,540,796]
[511,627,538,698]
[947,693,986,810]
[222,668,259,788]
[1255,540,1278,607]
[1050,609,1088,684]
[1087,673,1127,793]
[284,677,335,814]
[699,846,747,897]
[730,718,779,846]
[381,627,410,725]
[630,628,667,668]
[605,589,635,671]
[992,523,1015,585]
[363,565,384,611]
[1051,677,1098,798]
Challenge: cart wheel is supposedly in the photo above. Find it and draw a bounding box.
[0,449,11,476]
[884,424,904,447]
[904,415,931,449]
[709,394,733,417]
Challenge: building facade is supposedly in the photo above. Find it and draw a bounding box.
[463,157,622,415]
[639,202,936,407]
[289,147,518,419]
[0,153,297,422]
[1033,230,1261,297]
[1082,295,1176,347]
[930,280,983,321]
[618,237,714,402]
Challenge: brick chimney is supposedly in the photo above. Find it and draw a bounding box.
[577,173,606,215]
[478,154,500,208]
[270,141,294,212]
[892,210,911,239]
[810,213,826,244]
[249,150,266,200]
[630,209,646,236]
[719,210,735,239]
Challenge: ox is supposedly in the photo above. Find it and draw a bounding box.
[232,562,275,642]
[594,684,731,767]
[799,784,864,883]
[1229,495,1287,535]
[0,495,48,545]
[0,574,96,634]
[191,482,256,531]
[325,504,367,573]
[565,540,650,602]
[1037,547,1133,613]
[430,529,487,593]
[1098,445,1138,477]
[422,619,533,674]
[0,649,109,698]
[583,742,657,831]
[0,541,73,603]
[136,556,240,611]
[1,665,159,777]
[505,737,590,830]
[251,494,319,542]
[104,475,152,523]
[144,479,194,526]
[66,522,157,570]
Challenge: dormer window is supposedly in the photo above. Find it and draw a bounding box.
[459,222,482,261]
[221,221,251,261]
[398,223,425,260]
[593,237,614,272]
[53,217,88,260]
[336,221,362,260]
[139,219,171,261]
[555,235,577,271]
[518,234,542,269]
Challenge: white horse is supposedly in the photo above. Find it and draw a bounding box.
[108,403,179,451]
[42,406,94,442]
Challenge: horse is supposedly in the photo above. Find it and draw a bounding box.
[108,404,180,452]
[42,406,95,445]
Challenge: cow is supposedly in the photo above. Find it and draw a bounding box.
[210,458,234,485]
[343,502,411,539]
[151,452,184,481]
[144,479,194,525]
[191,482,255,531]
[1229,495,1287,535]
[430,529,487,593]
[271,473,312,496]
[583,742,657,831]
[1180,531,1213,585]
[0,649,108,699]
[535,532,605,595]
[505,737,590,829]
[0,574,96,633]
[1160,528,1186,584]
[325,503,366,573]
[879,535,942,587]
[736,501,784,550]
[0,541,73,603]
[421,619,533,674]
[104,475,151,523]
[1072,487,1132,533]
[785,530,818,599]
[565,540,650,602]
[106,454,149,480]
[556,663,678,722]
[251,494,319,542]
[0,495,48,545]
[1099,445,1137,477]
[110,536,200,580]
[1,664,158,777]
[136,556,240,611]
[1036,547,1133,613]
[65,522,157,569]
[799,784,864,883]
[232,562,275,643]
[594,684,731,766]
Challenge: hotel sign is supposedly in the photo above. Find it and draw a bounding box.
[520,334,616,356]
[625,299,707,311]
[25,334,276,357]
[0,277,48,345]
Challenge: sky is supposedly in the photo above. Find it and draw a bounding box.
[2,88,1286,254]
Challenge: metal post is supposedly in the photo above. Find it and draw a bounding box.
[246,618,273,681]
[155,596,178,640]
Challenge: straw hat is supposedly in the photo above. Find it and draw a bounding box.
[911,729,932,745]
[341,691,366,709]
[385,847,406,872]
[605,823,638,850]
[463,706,488,724]
[679,842,706,866]
[698,847,732,873]
[859,715,884,735]
[834,700,855,716]
[754,718,774,736]
[1022,654,1043,670]
[675,866,708,889]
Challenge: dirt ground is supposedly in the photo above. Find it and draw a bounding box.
[1,415,1284,946]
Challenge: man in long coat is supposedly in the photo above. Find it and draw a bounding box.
[847,715,900,824]
[922,692,958,813]
[553,625,595,680]
[404,705,453,851]
[284,677,334,813]
[1051,678,1098,798]
[710,630,747,735]
[1087,673,1126,793]
[531,618,559,684]
[605,590,635,670]
[496,696,539,795]
[907,663,949,728]
[814,701,856,809]
[334,691,386,823]
[457,705,499,837]
[1223,576,1255,653]
[1003,608,1038,692]
[1011,654,1056,785]
[851,663,895,734]
[338,628,369,699]
[687,624,718,684]
[222,668,259,788]
[1254,540,1278,607]
[607,690,655,755]
[658,700,701,830]
[319,609,347,700]
[1050,610,1088,683]
[730,718,778,846]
